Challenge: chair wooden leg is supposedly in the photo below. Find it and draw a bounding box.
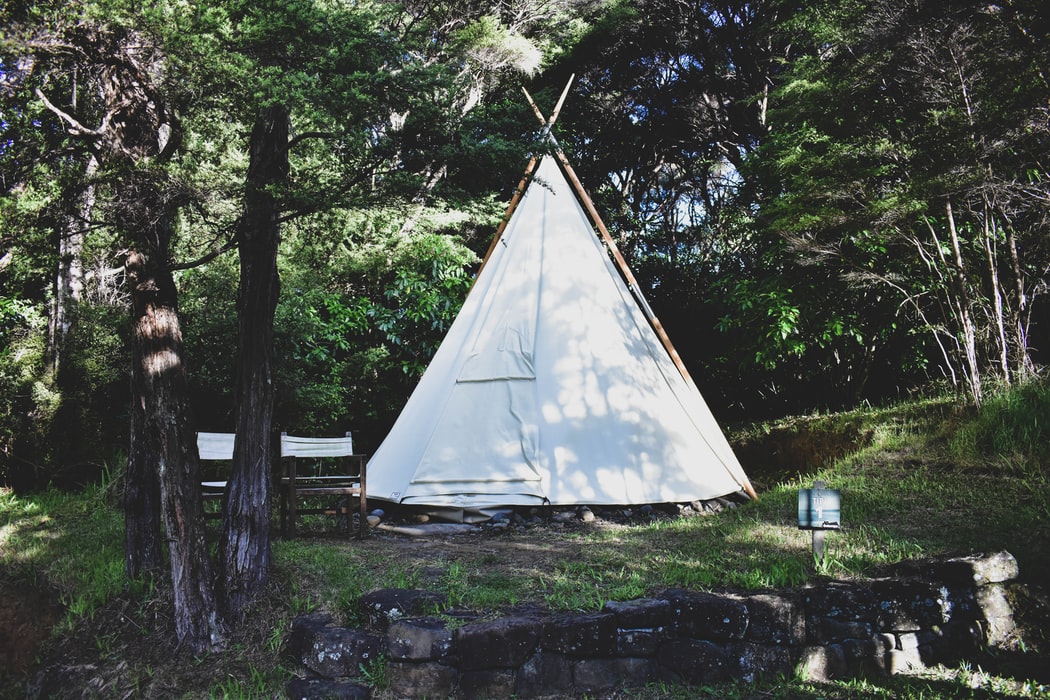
[285,485,297,539]
[280,489,288,538]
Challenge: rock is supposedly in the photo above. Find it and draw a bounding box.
[737,642,799,682]
[658,638,731,684]
[808,617,874,645]
[886,646,926,674]
[455,617,543,670]
[360,589,448,630]
[285,678,370,699]
[459,668,516,699]
[574,657,656,695]
[797,644,847,681]
[745,592,806,645]
[884,551,1019,588]
[804,581,878,623]
[976,584,1016,646]
[660,589,749,642]
[286,621,382,679]
[542,612,619,657]
[386,661,458,698]
[515,652,572,697]
[868,578,951,631]
[602,598,672,656]
[387,617,453,661]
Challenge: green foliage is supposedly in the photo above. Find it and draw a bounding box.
[0,306,57,481]
[273,226,477,440]
[447,565,526,610]
[358,655,388,691]
[207,664,281,700]
[543,560,647,610]
[753,0,1050,404]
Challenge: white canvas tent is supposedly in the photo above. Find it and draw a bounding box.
[366,146,756,514]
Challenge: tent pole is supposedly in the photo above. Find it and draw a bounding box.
[472,76,576,285]
[522,87,759,501]
[472,153,539,283]
[521,88,698,388]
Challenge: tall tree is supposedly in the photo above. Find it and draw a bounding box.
[218,105,287,620]
[204,0,587,617]
[6,6,224,650]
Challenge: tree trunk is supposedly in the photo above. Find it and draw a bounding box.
[127,246,224,652]
[980,203,1010,384]
[945,199,982,405]
[47,155,95,375]
[30,17,223,652]
[1003,217,1036,378]
[219,105,288,620]
[125,385,164,579]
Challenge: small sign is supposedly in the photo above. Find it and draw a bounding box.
[798,482,841,530]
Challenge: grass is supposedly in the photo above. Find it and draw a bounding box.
[0,481,131,631]
[2,381,1050,697]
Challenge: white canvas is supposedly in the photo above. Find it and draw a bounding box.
[366,156,753,511]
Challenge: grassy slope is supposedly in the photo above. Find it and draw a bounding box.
[1,387,1049,698]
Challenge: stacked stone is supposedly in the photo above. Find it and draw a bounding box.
[283,551,1019,699]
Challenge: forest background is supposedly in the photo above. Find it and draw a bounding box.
[2,0,1049,654]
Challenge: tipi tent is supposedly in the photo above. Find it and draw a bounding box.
[366,150,755,514]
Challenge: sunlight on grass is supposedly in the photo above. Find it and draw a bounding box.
[0,483,126,628]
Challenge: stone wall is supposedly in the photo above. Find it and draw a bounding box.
[284,551,1019,699]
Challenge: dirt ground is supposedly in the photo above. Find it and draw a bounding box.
[0,575,64,682]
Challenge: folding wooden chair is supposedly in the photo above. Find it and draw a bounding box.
[279,432,367,538]
[198,431,235,518]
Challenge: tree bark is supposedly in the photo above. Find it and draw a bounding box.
[127,245,224,653]
[1002,216,1036,378]
[219,105,288,620]
[980,204,1010,383]
[125,385,164,579]
[81,23,221,651]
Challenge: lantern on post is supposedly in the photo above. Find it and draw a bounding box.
[798,480,840,566]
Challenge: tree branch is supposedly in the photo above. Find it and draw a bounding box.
[287,131,338,148]
[34,87,105,138]
[169,238,239,272]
